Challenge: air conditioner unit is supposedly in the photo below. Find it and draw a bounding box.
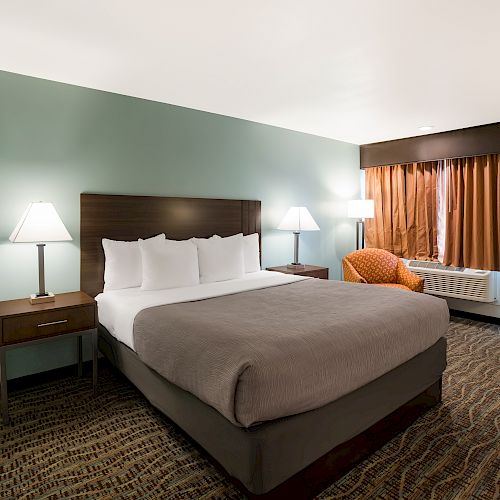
[406,260,496,303]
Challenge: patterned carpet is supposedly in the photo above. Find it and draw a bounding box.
[1,317,499,499]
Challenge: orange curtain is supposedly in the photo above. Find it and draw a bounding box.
[365,162,439,260]
[443,154,500,271]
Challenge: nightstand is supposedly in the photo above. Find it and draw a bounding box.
[0,291,98,425]
[266,265,329,280]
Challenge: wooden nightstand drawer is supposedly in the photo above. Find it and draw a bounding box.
[2,305,95,345]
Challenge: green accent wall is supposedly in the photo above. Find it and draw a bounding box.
[0,70,360,380]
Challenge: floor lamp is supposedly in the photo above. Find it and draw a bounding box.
[348,200,374,250]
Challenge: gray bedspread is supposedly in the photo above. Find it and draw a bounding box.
[133,279,449,427]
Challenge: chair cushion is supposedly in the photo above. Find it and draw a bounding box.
[374,283,412,292]
[344,248,399,284]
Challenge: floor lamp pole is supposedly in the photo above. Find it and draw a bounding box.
[356,220,365,250]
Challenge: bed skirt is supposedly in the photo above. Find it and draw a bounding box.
[98,325,446,496]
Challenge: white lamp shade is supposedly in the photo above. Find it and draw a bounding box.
[9,202,72,243]
[348,200,374,219]
[277,206,320,231]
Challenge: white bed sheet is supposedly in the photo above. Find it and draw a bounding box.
[96,270,308,350]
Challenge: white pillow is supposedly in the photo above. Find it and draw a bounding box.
[102,234,165,291]
[243,233,261,273]
[139,238,200,290]
[190,235,218,245]
[205,233,260,273]
[195,233,245,283]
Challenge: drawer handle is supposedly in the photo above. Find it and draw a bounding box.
[37,319,68,328]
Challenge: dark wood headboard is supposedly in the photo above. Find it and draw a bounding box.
[80,193,261,297]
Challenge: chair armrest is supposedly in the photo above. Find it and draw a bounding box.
[343,258,367,284]
[397,261,424,292]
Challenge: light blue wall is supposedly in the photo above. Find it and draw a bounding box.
[0,70,360,379]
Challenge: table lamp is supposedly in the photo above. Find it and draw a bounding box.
[348,199,374,250]
[277,206,320,269]
[9,202,72,304]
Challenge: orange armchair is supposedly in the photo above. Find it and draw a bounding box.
[342,248,424,292]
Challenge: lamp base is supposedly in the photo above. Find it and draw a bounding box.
[287,263,306,270]
[30,292,55,305]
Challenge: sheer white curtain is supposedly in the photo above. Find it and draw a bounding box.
[437,160,447,263]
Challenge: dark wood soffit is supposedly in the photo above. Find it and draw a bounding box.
[360,122,500,168]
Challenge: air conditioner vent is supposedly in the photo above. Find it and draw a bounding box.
[408,260,465,272]
[406,261,496,302]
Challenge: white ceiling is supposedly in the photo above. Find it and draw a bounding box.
[1,1,499,145]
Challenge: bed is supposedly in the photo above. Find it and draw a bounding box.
[80,193,449,498]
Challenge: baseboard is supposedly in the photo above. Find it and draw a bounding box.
[450,309,500,325]
[445,297,500,320]
[7,360,94,392]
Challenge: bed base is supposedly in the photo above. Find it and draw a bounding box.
[242,379,441,499]
[98,326,446,497]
